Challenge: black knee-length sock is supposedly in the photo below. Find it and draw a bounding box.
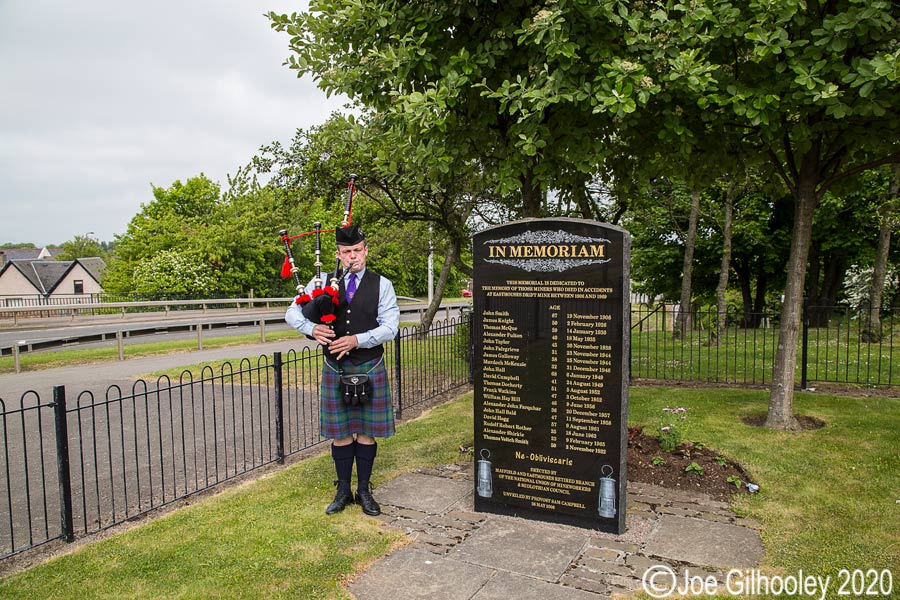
[332,442,355,489]
[354,441,377,491]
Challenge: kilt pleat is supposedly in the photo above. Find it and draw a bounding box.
[320,357,394,439]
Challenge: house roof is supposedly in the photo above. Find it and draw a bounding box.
[75,257,106,285]
[0,257,106,296]
[8,260,71,294]
[0,247,64,261]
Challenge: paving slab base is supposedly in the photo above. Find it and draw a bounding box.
[348,463,763,599]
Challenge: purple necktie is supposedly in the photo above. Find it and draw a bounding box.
[347,273,357,301]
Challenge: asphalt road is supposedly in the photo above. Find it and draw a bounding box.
[0,334,321,558]
[0,309,289,352]
[0,337,313,406]
[0,303,470,558]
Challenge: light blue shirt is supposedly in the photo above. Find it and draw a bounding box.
[285,267,400,348]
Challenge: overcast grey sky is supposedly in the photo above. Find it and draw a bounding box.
[0,0,345,246]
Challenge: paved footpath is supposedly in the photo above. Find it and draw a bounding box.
[351,463,763,600]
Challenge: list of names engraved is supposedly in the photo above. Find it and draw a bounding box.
[481,310,535,446]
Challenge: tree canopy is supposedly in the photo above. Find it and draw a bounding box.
[269,0,900,429]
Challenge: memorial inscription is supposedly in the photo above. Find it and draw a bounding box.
[473,219,630,533]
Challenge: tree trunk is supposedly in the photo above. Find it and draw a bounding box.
[766,166,819,430]
[674,187,700,338]
[862,165,900,342]
[714,184,735,343]
[808,252,846,326]
[733,258,755,327]
[753,267,768,316]
[572,180,595,220]
[419,239,460,336]
[520,169,543,217]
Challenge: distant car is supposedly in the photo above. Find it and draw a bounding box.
[461,288,472,298]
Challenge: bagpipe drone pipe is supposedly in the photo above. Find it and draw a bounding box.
[278,174,357,326]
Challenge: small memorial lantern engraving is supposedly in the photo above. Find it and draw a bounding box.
[476,449,494,498]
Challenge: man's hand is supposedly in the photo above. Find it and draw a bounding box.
[329,335,359,360]
[312,324,336,346]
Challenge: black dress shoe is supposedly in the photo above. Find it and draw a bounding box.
[326,481,354,515]
[355,485,381,516]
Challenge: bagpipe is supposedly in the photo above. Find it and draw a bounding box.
[279,174,357,325]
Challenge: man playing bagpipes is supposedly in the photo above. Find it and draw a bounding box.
[283,182,399,516]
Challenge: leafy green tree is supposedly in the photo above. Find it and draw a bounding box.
[267,2,620,215]
[103,172,294,297]
[478,0,900,428]
[661,1,900,429]
[273,1,900,428]
[103,175,222,292]
[131,249,216,297]
[256,113,485,328]
[57,234,105,261]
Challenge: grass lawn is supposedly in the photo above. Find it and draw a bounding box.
[1,387,898,598]
[629,387,900,584]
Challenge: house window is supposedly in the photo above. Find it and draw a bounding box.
[74,280,84,294]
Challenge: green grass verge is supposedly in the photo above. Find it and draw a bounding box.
[0,330,300,374]
[2,387,897,598]
[142,332,468,380]
[629,387,900,584]
[0,394,474,599]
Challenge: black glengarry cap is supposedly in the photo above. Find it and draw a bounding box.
[335,224,365,246]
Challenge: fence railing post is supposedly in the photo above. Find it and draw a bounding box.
[273,352,285,464]
[466,309,474,384]
[801,297,809,390]
[395,331,403,420]
[52,385,75,543]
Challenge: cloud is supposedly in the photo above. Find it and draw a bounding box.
[0,0,345,245]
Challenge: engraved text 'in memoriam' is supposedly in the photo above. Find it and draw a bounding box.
[487,243,606,259]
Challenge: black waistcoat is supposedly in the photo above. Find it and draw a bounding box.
[333,270,383,365]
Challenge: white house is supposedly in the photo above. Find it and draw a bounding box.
[0,254,106,305]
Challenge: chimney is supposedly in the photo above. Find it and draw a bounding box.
[0,251,5,268]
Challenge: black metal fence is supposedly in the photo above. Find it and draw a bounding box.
[0,316,471,560]
[6,302,899,560]
[631,303,900,387]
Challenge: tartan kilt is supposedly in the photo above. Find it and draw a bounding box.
[320,356,395,439]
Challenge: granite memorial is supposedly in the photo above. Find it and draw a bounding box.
[472,218,630,533]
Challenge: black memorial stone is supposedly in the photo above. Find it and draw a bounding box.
[472,218,630,533]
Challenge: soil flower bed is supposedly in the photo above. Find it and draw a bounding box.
[627,426,753,502]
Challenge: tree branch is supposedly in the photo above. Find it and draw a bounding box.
[767,147,798,197]
[820,151,900,191]
[782,126,799,182]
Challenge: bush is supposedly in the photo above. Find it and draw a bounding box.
[452,310,472,364]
